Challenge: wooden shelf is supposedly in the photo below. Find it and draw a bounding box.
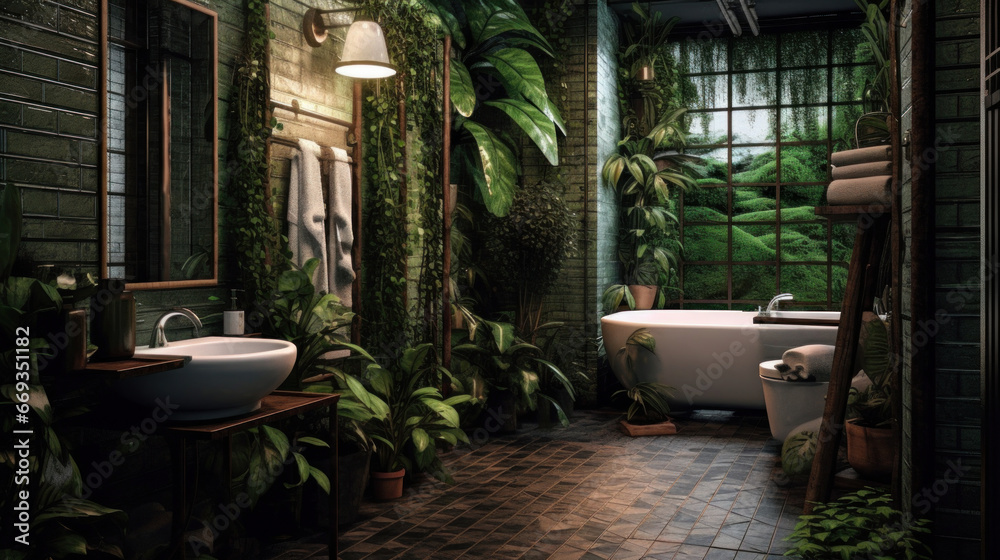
[80,356,186,379]
[814,205,891,222]
[165,391,339,440]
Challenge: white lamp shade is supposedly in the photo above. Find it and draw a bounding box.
[334,20,396,79]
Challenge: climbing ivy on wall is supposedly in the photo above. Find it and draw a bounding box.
[357,0,443,353]
[228,0,286,307]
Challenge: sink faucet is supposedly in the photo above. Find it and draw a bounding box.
[149,308,202,348]
[759,293,794,316]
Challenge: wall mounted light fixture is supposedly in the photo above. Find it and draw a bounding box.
[302,8,396,79]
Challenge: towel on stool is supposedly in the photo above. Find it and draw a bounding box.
[831,160,892,180]
[826,175,892,205]
[831,145,891,167]
[774,344,836,382]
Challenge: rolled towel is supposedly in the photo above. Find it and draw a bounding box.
[826,176,892,205]
[830,145,891,167]
[831,160,892,180]
[774,344,836,382]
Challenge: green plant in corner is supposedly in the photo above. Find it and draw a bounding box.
[601,109,699,313]
[1,184,128,559]
[847,315,893,429]
[784,487,931,559]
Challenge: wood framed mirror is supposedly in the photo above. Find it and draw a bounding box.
[99,0,218,289]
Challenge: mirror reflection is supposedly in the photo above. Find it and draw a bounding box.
[105,0,217,285]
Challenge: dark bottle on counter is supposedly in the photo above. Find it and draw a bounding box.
[90,278,136,361]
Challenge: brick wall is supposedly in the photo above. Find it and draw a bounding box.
[900,0,983,555]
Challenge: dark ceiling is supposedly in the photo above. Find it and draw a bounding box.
[607,0,864,35]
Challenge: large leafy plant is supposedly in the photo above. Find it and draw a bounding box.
[1,184,128,559]
[452,315,576,426]
[347,343,471,480]
[784,487,931,559]
[262,258,371,392]
[601,109,699,312]
[427,0,566,216]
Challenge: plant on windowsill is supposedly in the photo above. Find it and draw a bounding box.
[784,487,931,560]
[611,328,677,436]
[601,108,699,314]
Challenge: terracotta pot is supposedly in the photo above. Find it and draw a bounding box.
[619,419,678,437]
[628,285,658,310]
[845,419,893,481]
[636,64,655,81]
[371,468,405,500]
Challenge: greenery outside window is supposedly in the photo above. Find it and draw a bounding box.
[671,29,875,310]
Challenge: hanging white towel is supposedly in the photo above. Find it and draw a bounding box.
[326,146,354,308]
[287,138,329,292]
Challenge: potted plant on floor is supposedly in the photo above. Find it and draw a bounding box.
[611,328,677,436]
[601,108,699,314]
[845,314,894,480]
[348,343,472,499]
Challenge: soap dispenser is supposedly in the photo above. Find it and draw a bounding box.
[223,289,245,336]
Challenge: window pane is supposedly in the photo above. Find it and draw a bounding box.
[733,265,777,299]
[676,39,728,73]
[833,28,867,64]
[688,74,729,110]
[780,222,829,262]
[782,31,828,67]
[733,224,776,262]
[733,187,776,222]
[683,265,728,300]
[780,145,828,183]
[733,147,776,182]
[781,107,828,142]
[687,111,728,145]
[733,72,776,106]
[732,110,776,143]
[832,222,854,262]
[683,186,728,221]
[780,186,827,211]
[733,35,776,70]
[831,264,849,302]
[832,104,865,151]
[781,68,829,105]
[781,265,828,301]
[689,147,728,183]
[684,225,729,261]
[833,65,874,102]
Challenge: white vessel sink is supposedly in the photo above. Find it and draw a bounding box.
[118,337,297,421]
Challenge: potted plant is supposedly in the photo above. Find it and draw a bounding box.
[610,328,677,436]
[621,2,680,82]
[784,487,931,559]
[452,315,577,431]
[601,109,699,314]
[845,314,895,480]
[347,343,472,499]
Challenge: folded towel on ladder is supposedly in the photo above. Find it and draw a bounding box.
[831,160,892,180]
[830,145,891,167]
[826,175,892,206]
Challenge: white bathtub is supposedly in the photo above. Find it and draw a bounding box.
[601,310,839,410]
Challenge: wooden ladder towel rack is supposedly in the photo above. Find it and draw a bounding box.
[804,204,892,509]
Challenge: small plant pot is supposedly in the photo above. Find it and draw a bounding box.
[635,64,655,81]
[627,285,657,310]
[845,419,893,481]
[371,468,405,500]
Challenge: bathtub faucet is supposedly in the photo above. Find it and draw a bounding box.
[759,293,794,316]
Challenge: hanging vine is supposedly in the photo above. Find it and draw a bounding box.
[228,0,285,307]
[357,0,443,353]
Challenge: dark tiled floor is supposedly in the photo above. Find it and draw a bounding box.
[265,409,805,560]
